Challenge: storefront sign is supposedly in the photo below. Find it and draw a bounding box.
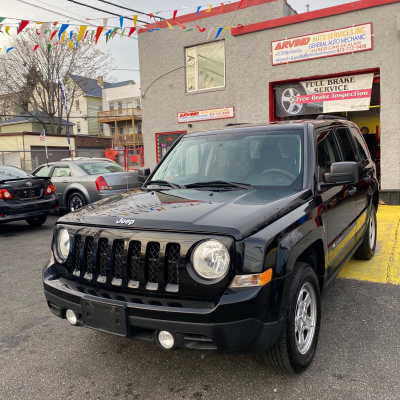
[178,107,235,123]
[271,23,372,66]
[275,73,374,117]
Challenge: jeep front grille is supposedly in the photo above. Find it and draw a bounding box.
[69,233,182,293]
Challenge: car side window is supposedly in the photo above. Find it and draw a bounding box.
[34,165,52,177]
[53,166,72,177]
[336,127,357,162]
[350,127,370,162]
[316,130,340,182]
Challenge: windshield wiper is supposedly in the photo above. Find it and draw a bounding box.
[185,180,253,190]
[145,180,181,189]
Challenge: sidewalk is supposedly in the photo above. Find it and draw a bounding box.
[339,205,400,285]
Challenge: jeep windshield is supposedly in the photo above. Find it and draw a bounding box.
[150,130,304,190]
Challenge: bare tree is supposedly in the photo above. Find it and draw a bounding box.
[0,28,115,134]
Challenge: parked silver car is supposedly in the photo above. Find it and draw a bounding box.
[32,158,140,212]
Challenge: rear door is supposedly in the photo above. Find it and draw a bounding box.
[317,128,357,278]
[50,165,73,208]
[349,125,375,238]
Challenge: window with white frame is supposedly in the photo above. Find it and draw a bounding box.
[186,42,225,92]
[109,102,114,110]
[119,127,124,135]
[136,123,142,134]
[110,126,115,135]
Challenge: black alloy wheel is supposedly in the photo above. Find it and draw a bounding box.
[354,206,377,260]
[68,192,87,212]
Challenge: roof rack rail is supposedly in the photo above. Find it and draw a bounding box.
[316,115,348,121]
[224,123,251,127]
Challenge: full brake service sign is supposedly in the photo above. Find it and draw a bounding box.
[272,23,372,65]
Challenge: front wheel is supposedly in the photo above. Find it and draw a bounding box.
[354,206,377,260]
[26,216,47,226]
[263,262,321,374]
[68,192,87,212]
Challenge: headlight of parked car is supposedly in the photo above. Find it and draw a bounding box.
[192,240,230,280]
[54,228,70,263]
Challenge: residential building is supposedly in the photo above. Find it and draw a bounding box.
[138,0,400,200]
[97,84,143,148]
[68,75,135,136]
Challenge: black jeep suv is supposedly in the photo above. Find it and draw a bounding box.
[43,117,379,373]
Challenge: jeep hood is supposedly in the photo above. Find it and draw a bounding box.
[59,188,311,240]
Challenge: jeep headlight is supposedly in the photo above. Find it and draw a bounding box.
[192,240,230,280]
[54,228,70,263]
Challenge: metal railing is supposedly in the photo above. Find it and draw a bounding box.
[97,108,142,121]
[113,133,144,147]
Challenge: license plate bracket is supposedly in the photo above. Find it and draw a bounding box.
[82,297,129,337]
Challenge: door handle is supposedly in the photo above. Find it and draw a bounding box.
[347,187,357,196]
[62,180,69,183]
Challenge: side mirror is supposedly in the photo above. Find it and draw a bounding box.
[138,167,150,184]
[323,162,358,186]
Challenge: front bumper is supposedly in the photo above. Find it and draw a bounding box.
[43,263,282,353]
[0,197,58,223]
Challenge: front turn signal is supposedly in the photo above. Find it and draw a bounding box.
[229,268,273,289]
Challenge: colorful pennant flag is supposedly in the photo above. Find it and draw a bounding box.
[58,24,69,39]
[176,21,186,29]
[33,44,39,51]
[40,22,49,36]
[121,28,125,37]
[50,30,58,40]
[220,3,224,11]
[84,31,89,40]
[68,40,73,49]
[103,18,108,27]
[196,6,201,15]
[195,25,206,32]
[205,5,212,12]
[77,25,87,42]
[5,26,10,35]
[173,10,178,20]
[47,44,51,53]
[61,31,66,42]
[239,0,244,7]
[69,30,73,40]
[95,26,103,43]
[133,15,138,27]
[215,27,223,39]
[0,18,5,24]
[17,20,29,34]
[91,30,94,41]
[128,27,136,37]
[6,47,14,53]
[149,13,153,19]
[166,21,174,29]
[186,28,194,32]
[119,16,124,29]
[147,28,160,32]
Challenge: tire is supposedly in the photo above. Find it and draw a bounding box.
[354,206,377,260]
[26,216,47,226]
[68,192,87,212]
[263,262,321,374]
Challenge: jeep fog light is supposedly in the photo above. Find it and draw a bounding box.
[158,331,175,349]
[54,228,70,263]
[66,309,78,325]
[192,240,230,280]
[229,268,273,289]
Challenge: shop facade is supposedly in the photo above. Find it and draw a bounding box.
[138,0,400,196]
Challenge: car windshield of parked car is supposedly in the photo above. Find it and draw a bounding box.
[0,166,30,180]
[80,162,126,175]
[151,130,304,189]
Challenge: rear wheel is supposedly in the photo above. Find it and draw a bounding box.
[68,192,87,212]
[354,207,377,260]
[263,262,321,374]
[26,216,47,226]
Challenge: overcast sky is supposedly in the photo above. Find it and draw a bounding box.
[2,0,355,84]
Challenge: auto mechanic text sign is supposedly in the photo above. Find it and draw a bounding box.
[178,107,234,123]
[271,23,372,66]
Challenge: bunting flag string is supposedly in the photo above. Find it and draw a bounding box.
[149,13,153,19]
[119,16,124,29]
[77,25,86,42]
[50,30,58,40]
[128,27,136,37]
[195,25,206,32]
[17,20,29,34]
[95,26,103,43]
[5,26,10,35]
[166,21,174,29]
[173,10,178,20]
[58,24,69,39]
[196,6,202,16]
[205,5,212,12]
[33,44,39,51]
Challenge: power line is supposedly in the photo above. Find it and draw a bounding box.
[66,0,147,24]
[95,0,164,20]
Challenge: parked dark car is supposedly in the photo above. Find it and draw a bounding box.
[0,165,58,225]
[32,158,140,212]
[43,117,378,373]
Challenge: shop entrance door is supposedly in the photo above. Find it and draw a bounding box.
[156,131,186,163]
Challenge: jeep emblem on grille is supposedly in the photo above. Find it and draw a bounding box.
[116,218,135,226]
[26,182,33,186]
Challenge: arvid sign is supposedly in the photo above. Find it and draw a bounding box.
[178,107,234,123]
[275,73,374,117]
[271,23,372,66]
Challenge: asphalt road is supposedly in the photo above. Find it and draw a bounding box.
[1,216,400,400]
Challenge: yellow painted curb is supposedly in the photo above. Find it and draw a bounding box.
[339,205,400,285]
